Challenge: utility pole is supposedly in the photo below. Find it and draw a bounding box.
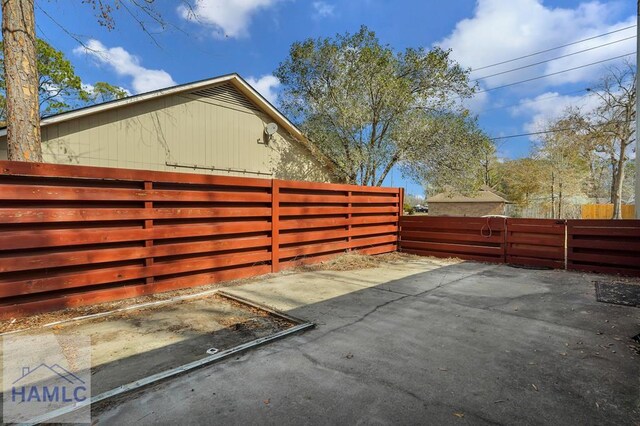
[636,0,640,218]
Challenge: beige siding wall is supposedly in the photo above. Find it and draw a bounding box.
[429,202,505,217]
[0,90,332,182]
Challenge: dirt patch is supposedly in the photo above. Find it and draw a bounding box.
[296,251,438,272]
[3,293,296,396]
[0,275,275,334]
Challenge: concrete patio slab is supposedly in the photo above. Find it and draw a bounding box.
[93,259,640,425]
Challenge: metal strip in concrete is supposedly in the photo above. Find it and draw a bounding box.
[21,297,314,425]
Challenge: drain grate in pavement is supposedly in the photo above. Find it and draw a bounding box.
[594,281,640,307]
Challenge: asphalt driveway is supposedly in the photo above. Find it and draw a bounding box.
[94,258,640,425]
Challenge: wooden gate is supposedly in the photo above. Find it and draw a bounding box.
[505,219,566,269]
[399,216,506,263]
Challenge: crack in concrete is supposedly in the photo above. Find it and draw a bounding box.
[296,348,505,425]
[298,266,500,347]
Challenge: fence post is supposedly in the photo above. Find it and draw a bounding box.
[271,180,280,273]
[398,187,404,252]
[563,219,568,270]
[503,217,508,264]
[143,181,154,284]
[347,190,352,250]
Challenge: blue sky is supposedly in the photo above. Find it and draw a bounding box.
[33,0,636,196]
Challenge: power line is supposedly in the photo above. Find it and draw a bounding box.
[477,52,636,93]
[477,88,592,114]
[475,73,636,114]
[490,121,631,141]
[472,36,636,82]
[471,24,636,72]
[491,129,578,140]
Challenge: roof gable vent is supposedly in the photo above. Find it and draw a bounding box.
[191,83,260,111]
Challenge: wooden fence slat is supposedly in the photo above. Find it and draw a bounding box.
[0,222,272,250]
[0,264,273,320]
[400,230,504,244]
[0,160,273,187]
[0,207,272,223]
[0,184,272,203]
[0,236,272,273]
[400,240,504,256]
[279,206,397,216]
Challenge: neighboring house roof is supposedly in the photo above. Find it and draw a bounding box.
[428,186,509,203]
[0,73,338,178]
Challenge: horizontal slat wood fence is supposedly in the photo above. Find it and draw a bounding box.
[567,220,640,276]
[401,216,639,275]
[506,218,566,269]
[399,216,506,263]
[0,161,400,319]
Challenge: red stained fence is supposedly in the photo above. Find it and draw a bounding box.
[567,220,640,276]
[400,216,639,276]
[506,219,565,269]
[0,161,401,319]
[399,216,506,263]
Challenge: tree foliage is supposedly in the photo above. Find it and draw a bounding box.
[402,113,494,194]
[496,158,548,206]
[535,113,591,219]
[0,38,127,124]
[276,26,481,186]
[494,65,637,220]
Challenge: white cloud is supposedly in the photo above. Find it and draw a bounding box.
[74,40,176,94]
[312,1,335,18]
[178,0,281,39]
[246,75,280,105]
[438,0,635,91]
[511,91,601,135]
[461,90,489,115]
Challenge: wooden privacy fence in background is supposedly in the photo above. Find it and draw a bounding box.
[581,204,635,219]
[400,216,640,276]
[0,161,401,319]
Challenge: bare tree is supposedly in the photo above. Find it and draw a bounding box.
[2,0,42,161]
[589,63,636,219]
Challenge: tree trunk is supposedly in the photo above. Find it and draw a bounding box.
[550,171,555,219]
[611,158,625,219]
[2,0,42,162]
[558,181,563,220]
